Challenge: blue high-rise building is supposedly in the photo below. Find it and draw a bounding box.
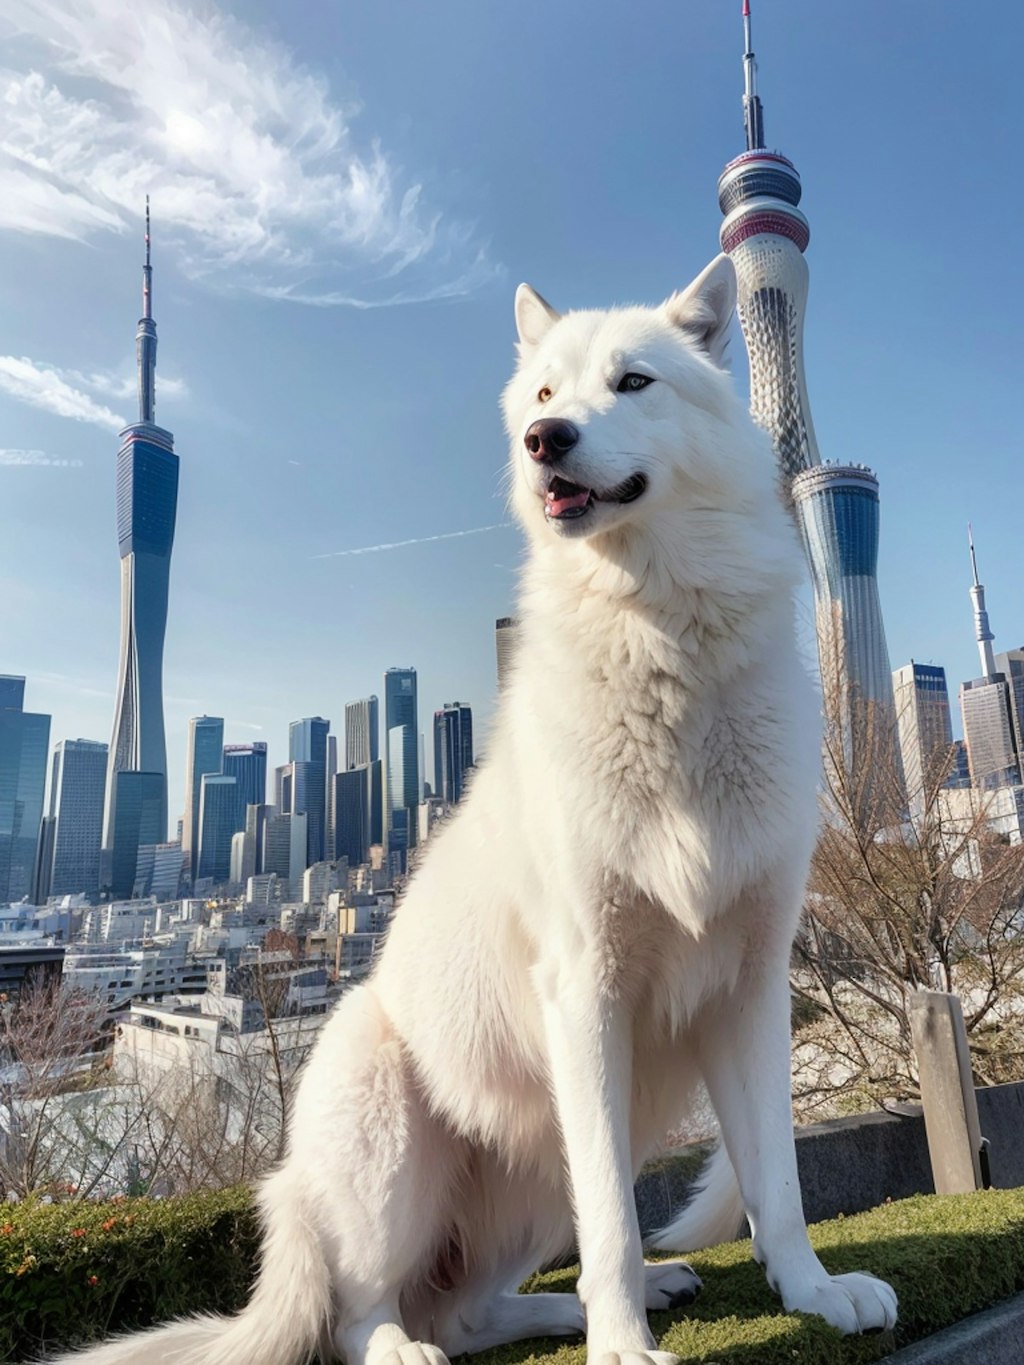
[289,718,329,867]
[384,668,418,867]
[791,464,896,776]
[433,702,474,806]
[182,716,224,883]
[333,766,370,866]
[368,757,384,849]
[0,676,50,903]
[196,774,241,885]
[107,770,164,900]
[222,742,268,809]
[47,739,108,899]
[103,201,179,858]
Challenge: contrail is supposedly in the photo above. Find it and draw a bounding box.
[311,522,510,560]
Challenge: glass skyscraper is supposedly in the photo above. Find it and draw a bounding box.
[107,770,164,900]
[960,677,1021,790]
[892,663,955,804]
[495,618,519,693]
[344,696,379,771]
[47,739,108,899]
[384,668,418,868]
[433,702,474,806]
[182,716,224,884]
[288,718,330,867]
[333,766,371,866]
[104,202,178,857]
[222,742,268,809]
[995,650,1024,764]
[0,676,51,903]
[196,773,241,885]
[792,464,897,785]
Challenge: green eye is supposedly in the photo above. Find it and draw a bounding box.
[617,373,654,393]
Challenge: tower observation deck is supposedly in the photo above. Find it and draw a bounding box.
[718,3,898,802]
[102,200,178,866]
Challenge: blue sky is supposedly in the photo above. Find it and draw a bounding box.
[1,0,1020,823]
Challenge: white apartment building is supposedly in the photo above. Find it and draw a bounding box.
[63,939,209,1010]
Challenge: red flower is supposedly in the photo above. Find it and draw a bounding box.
[101,1219,117,1232]
[88,1275,99,1287]
[0,1224,13,1236]
[70,1228,86,1238]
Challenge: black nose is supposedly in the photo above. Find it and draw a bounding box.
[524,418,579,463]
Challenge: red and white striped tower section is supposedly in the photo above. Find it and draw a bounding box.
[718,2,899,802]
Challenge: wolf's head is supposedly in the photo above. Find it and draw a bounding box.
[502,256,783,572]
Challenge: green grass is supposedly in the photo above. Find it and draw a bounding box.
[2,1188,1024,1362]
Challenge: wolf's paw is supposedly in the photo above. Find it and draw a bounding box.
[378,1343,450,1365]
[593,1351,681,1365]
[781,1271,898,1335]
[644,1260,703,1310]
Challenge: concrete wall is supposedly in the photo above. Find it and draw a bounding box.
[636,1080,1024,1237]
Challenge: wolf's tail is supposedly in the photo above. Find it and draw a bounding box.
[46,1168,331,1365]
[645,1144,747,1252]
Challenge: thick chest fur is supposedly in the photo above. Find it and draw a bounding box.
[517,605,798,923]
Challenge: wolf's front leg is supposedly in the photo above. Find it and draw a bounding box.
[696,954,898,1335]
[540,963,680,1365]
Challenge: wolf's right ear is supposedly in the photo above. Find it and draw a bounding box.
[663,255,736,367]
[515,284,561,348]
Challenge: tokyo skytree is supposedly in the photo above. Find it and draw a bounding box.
[717,2,897,791]
[102,201,179,857]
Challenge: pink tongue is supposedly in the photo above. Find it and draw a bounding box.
[546,487,591,516]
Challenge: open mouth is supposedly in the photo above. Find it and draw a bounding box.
[544,472,648,520]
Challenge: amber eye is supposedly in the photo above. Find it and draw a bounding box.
[538,386,553,403]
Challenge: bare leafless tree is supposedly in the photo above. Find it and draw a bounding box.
[0,956,323,1200]
[791,678,1024,1118]
[0,977,109,1198]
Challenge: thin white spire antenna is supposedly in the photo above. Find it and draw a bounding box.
[743,0,755,97]
[967,523,997,678]
[741,0,765,151]
[136,195,157,423]
[968,521,981,586]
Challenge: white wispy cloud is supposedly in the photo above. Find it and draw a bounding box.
[312,523,511,560]
[0,356,126,429]
[0,446,82,466]
[67,368,188,403]
[0,355,187,428]
[0,0,499,306]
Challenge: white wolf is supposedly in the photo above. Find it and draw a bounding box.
[55,257,897,1365]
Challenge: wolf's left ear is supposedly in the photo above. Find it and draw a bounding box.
[663,254,736,367]
[515,284,561,348]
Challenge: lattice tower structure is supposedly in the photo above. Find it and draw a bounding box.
[717,3,898,806]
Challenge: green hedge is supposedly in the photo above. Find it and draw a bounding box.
[0,1188,259,1361]
[2,1187,1024,1362]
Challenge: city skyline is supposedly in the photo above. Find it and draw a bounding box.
[1,1,1020,821]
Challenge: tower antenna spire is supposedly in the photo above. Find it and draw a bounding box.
[137,196,157,422]
[967,523,997,678]
[143,195,152,320]
[741,0,765,151]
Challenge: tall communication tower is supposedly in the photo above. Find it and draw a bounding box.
[717,3,897,796]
